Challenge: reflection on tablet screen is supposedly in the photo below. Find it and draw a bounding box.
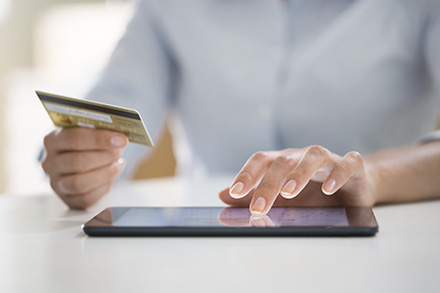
[110,207,349,228]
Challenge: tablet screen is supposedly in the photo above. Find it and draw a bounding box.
[111,207,349,227]
[83,206,378,236]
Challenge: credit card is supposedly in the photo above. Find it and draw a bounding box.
[36,91,154,147]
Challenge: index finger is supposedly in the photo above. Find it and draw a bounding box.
[229,151,275,199]
[44,127,128,152]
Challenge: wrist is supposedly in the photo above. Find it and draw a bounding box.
[364,158,384,206]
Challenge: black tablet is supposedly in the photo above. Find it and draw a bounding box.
[82,206,378,236]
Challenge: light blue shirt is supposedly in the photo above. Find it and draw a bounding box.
[87,0,440,178]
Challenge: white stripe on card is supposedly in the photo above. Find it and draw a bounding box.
[44,102,113,123]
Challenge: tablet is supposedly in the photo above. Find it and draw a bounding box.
[82,206,378,236]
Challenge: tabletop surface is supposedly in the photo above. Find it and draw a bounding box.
[0,176,439,293]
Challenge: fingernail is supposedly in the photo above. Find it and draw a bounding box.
[114,158,126,171]
[280,180,297,198]
[111,136,127,147]
[230,182,244,198]
[251,197,266,214]
[323,179,336,195]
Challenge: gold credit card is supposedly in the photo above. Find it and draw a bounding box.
[36,91,154,147]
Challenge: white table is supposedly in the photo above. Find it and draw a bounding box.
[0,176,439,293]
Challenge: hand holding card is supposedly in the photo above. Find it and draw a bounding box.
[37,91,154,209]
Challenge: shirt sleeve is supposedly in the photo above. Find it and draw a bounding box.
[419,0,440,143]
[424,0,440,111]
[85,0,177,178]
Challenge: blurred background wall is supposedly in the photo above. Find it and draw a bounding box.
[0,0,175,195]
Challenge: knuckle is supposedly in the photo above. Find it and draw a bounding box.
[283,148,296,153]
[273,155,295,168]
[347,151,364,165]
[237,170,254,183]
[43,133,53,149]
[306,145,327,157]
[110,163,120,177]
[250,151,270,162]
[259,181,276,191]
[41,158,51,174]
[49,178,59,192]
[336,163,349,175]
[115,148,125,157]
[293,166,308,178]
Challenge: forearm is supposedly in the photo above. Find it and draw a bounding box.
[366,141,440,205]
